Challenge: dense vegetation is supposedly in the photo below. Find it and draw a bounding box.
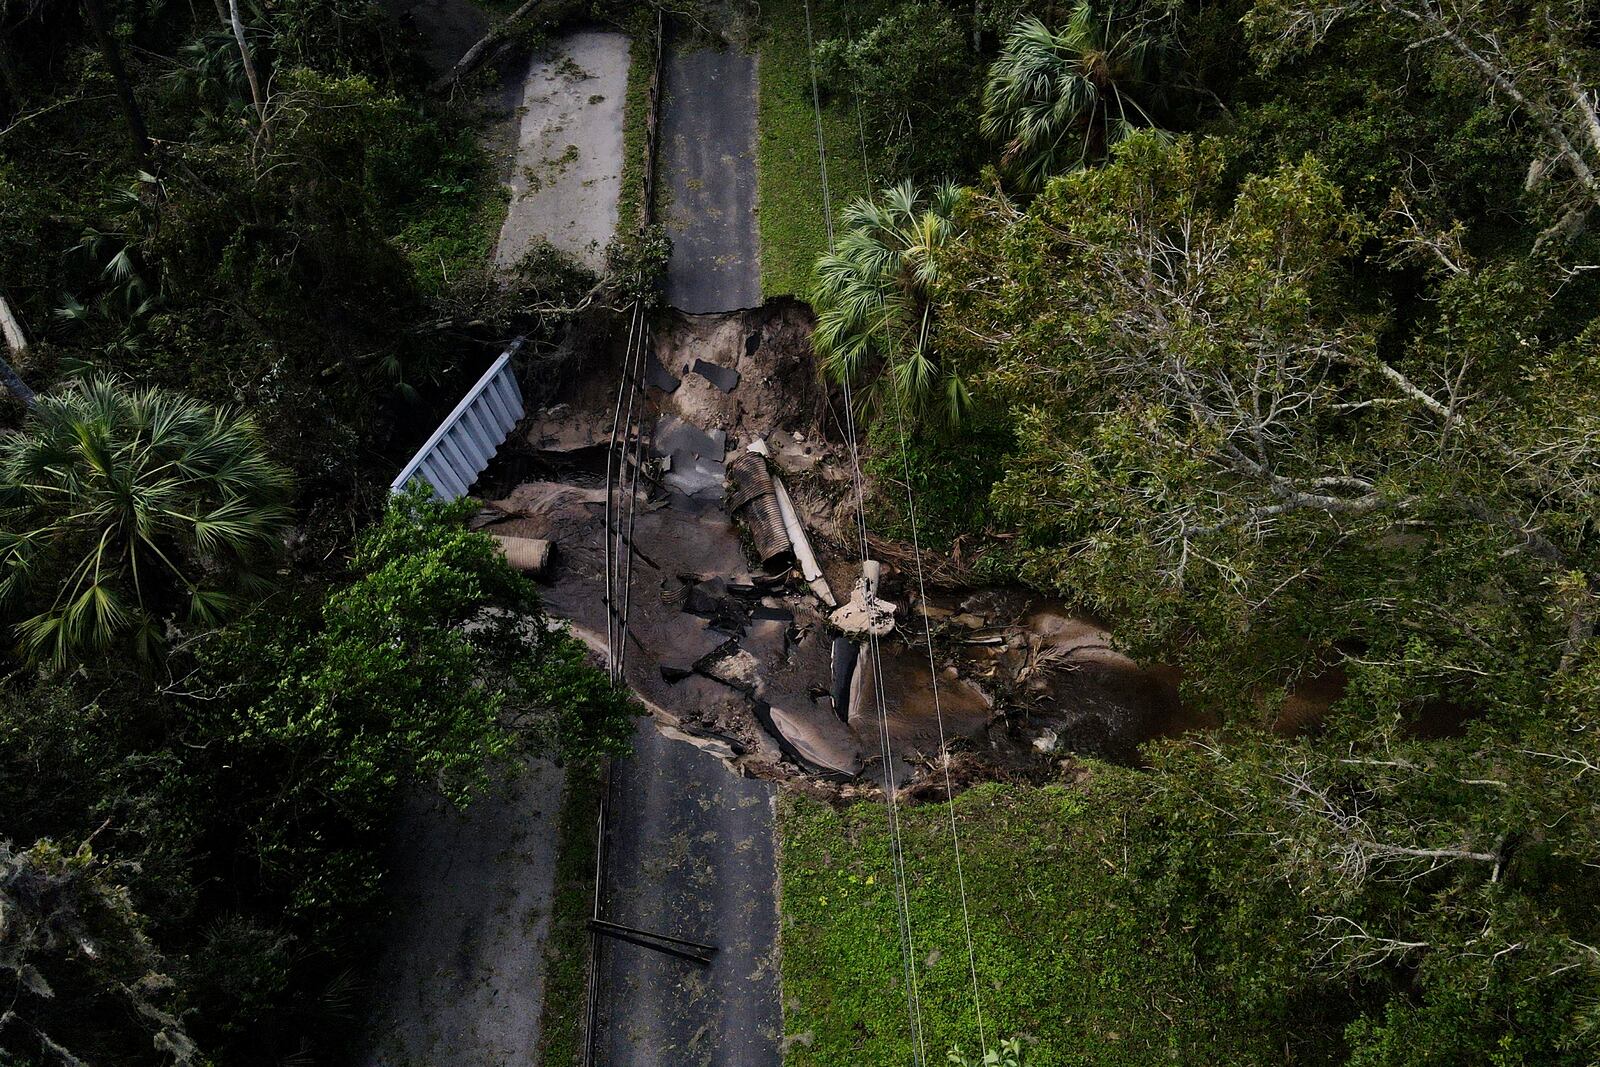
[785,724,1600,1064]
[788,0,1600,1059]
[0,1,637,1063]
[8,0,1600,1061]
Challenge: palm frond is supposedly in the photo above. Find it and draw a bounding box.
[0,376,291,665]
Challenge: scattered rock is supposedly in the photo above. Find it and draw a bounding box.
[696,642,763,695]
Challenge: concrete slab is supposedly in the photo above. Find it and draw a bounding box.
[495,31,629,272]
[661,48,762,312]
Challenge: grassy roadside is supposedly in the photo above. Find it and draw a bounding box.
[534,761,603,1067]
[777,781,1285,1067]
[618,15,657,236]
[754,0,875,298]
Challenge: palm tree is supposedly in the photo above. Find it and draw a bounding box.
[811,180,971,426]
[0,377,290,667]
[981,3,1170,191]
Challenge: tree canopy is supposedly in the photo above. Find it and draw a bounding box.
[934,132,1600,722]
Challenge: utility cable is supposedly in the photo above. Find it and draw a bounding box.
[883,330,989,1057]
[802,1,929,1060]
[603,298,647,681]
[841,6,989,1055]
[603,298,644,679]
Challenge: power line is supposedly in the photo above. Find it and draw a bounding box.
[838,6,989,1057]
[603,298,646,682]
[801,1,929,1062]
[883,326,989,1058]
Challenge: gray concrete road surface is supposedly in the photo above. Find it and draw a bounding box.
[593,717,782,1066]
[496,31,630,272]
[661,48,762,313]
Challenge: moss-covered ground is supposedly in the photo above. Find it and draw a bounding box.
[534,762,603,1067]
[618,14,657,236]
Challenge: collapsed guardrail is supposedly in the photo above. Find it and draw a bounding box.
[390,339,525,499]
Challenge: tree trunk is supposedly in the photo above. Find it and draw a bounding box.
[429,0,545,92]
[80,0,151,167]
[0,293,37,409]
[227,0,269,141]
[212,0,229,25]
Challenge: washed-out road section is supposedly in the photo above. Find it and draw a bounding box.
[590,37,781,1067]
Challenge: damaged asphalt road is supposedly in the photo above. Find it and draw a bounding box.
[592,720,781,1066]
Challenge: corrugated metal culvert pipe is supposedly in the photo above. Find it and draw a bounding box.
[726,451,793,565]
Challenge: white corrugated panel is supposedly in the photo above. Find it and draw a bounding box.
[390,343,525,500]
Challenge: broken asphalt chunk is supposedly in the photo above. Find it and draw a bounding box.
[692,358,741,393]
[645,351,681,392]
[694,641,763,695]
[753,700,862,779]
[653,414,726,499]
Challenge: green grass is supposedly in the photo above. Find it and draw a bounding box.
[392,153,506,291]
[754,0,876,298]
[618,18,657,237]
[534,761,603,1067]
[778,781,1285,1066]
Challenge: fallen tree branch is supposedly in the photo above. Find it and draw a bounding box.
[0,93,111,143]
[430,0,546,93]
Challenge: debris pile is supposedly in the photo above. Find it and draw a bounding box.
[469,302,1203,794]
[828,560,895,637]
